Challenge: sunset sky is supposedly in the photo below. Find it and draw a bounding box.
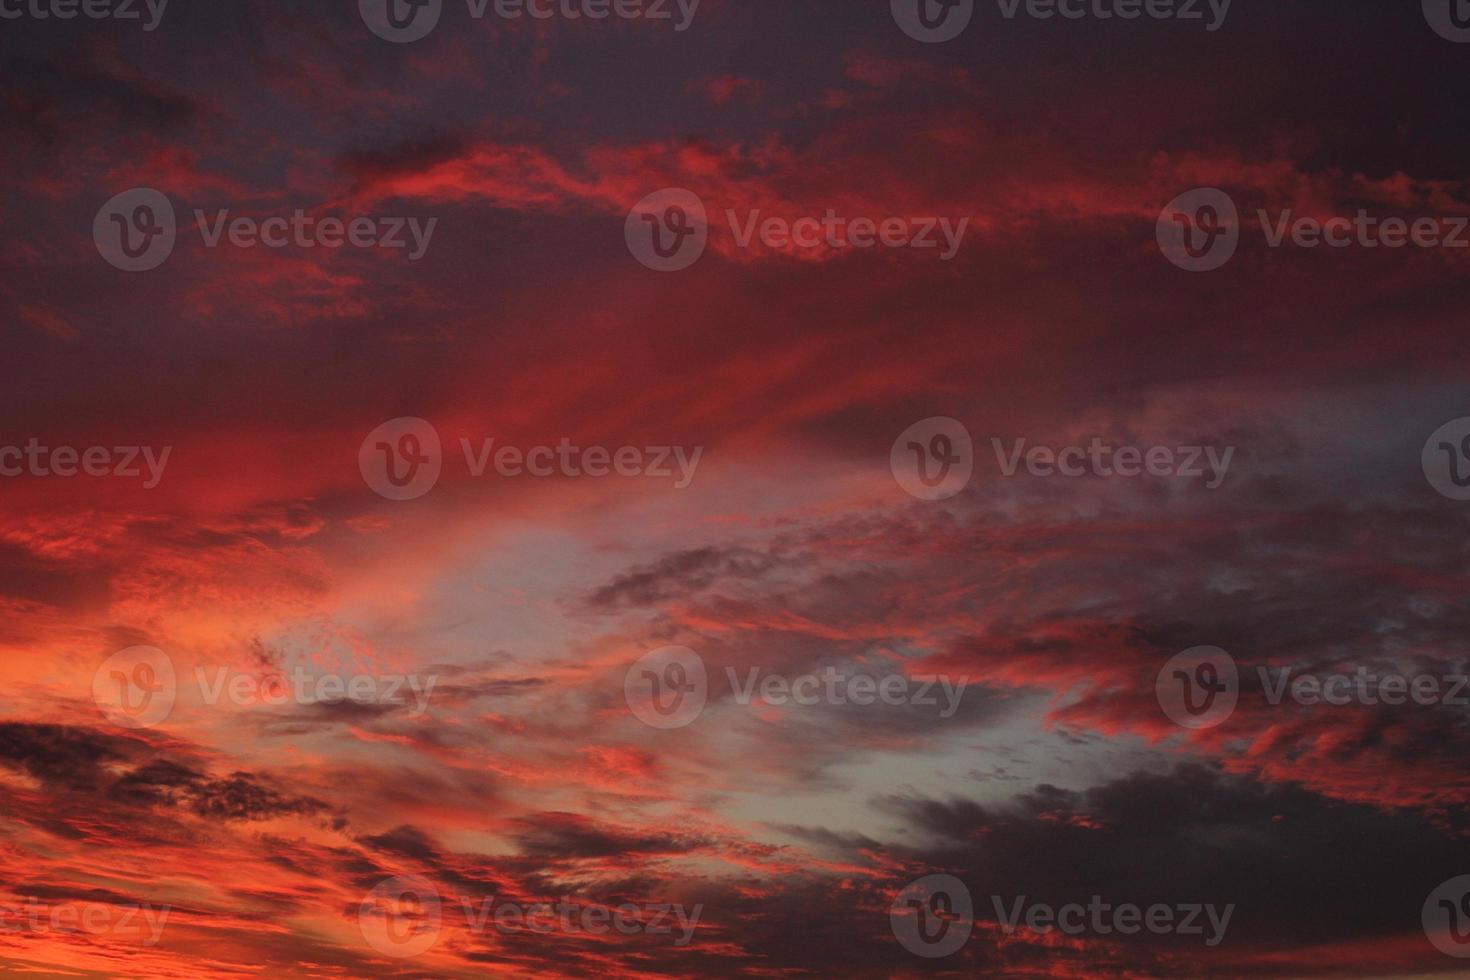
[2,0,1470,976]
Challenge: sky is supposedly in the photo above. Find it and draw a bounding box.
[2,0,1470,976]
